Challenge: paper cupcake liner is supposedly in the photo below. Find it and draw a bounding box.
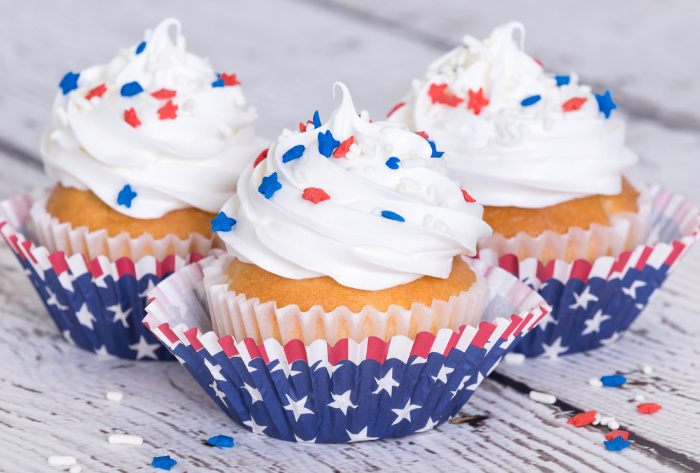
[478,185,652,263]
[30,187,217,261]
[203,254,488,346]
[472,184,700,357]
[144,255,549,443]
[0,189,217,360]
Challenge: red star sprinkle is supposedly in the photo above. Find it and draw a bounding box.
[387,102,405,117]
[302,187,330,204]
[151,88,177,99]
[220,73,241,86]
[333,136,355,158]
[157,100,178,120]
[253,148,269,168]
[85,83,107,100]
[299,122,307,132]
[637,403,662,414]
[567,411,597,427]
[605,430,630,441]
[461,189,476,203]
[562,97,587,112]
[428,83,464,107]
[124,108,141,128]
[468,88,490,115]
[415,131,429,140]
[534,58,544,68]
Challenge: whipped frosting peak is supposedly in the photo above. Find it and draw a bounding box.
[42,18,267,219]
[391,22,638,208]
[217,83,492,290]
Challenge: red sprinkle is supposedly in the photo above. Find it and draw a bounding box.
[605,430,630,441]
[157,100,178,120]
[302,187,330,204]
[299,122,307,132]
[428,83,464,107]
[534,58,544,67]
[562,97,587,112]
[387,102,405,117]
[415,131,429,140]
[220,73,241,86]
[468,88,489,115]
[85,83,107,100]
[333,136,355,158]
[124,108,141,128]
[253,148,269,168]
[461,189,476,203]
[567,411,597,427]
[151,88,177,99]
[637,403,662,414]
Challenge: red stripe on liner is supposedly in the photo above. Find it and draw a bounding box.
[115,257,136,278]
[500,315,523,340]
[471,321,497,349]
[609,251,632,276]
[243,338,264,361]
[48,251,69,274]
[87,257,103,278]
[20,240,37,263]
[158,254,176,277]
[541,259,556,281]
[635,246,653,271]
[218,335,239,358]
[366,336,389,363]
[410,331,436,359]
[284,339,308,364]
[443,327,463,356]
[513,312,534,337]
[665,240,686,266]
[329,338,348,365]
[190,252,205,264]
[570,259,592,283]
[184,327,204,351]
[158,323,180,344]
[9,235,25,260]
[498,254,519,277]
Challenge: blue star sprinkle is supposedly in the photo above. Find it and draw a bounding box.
[283,144,306,163]
[595,90,617,119]
[427,140,444,158]
[212,76,224,88]
[120,81,144,97]
[208,434,235,448]
[381,210,405,222]
[318,130,340,157]
[604,437,631,451]
[210,212,237,232]
[151,455,177,471]
[136,41,146,55]
[258,172,282,199]
[117,184,137,208]
[59,72,80,95]
[600,375,627,387]
[312,110,322,128]
[555,75,570,86]
[385,157,400,169]
[521,95,541,106]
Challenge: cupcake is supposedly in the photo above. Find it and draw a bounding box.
[390,22,646,264]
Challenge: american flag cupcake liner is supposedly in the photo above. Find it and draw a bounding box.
[0,189,212,360]
[143,254,549,443]
[474,185,699,358]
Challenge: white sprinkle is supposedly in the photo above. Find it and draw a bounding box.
[401,158,428,169]
[89,96,102,106]
[360,110,371,122]
[635,394,645,402]
[641,363,653,375]
[49,130,63,141]
[306,123,316,131]
[108,434,143,446]
[588,377,603,388]
[423,214,434,227]
[600,416,614,426]
[608,420,620,430]
[47,456,76,467]
[400,178,421,191]
[106,391,123,403]
[427,185,438,203]
[504,353,525,365]
[280,128,294,138]
[217,123,233,137]
[592,412,602,425]
[56,107,69,127]
[529,391,556,404]
[434,220,449,233]
[397,152,414,161]
[70,466,82,473]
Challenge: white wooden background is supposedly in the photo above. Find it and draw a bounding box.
[1,1,699,472]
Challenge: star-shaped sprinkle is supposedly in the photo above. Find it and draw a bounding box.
[220,73,240,86]
[461,189,476,202]
[85,83,107,100]
[117,184,137,208]
[124,108,141,128]
[299,121,308,132]
[391,399,421,425]
[381,210,405,222]
[427,139,443,158]
[283,144,305,163]
[302,187,330,204]
[333,136,354,158]
[581,310,611,335]
[120,81,143,97]
[604,436,631,451]
[555,75,570,86]
[328,390,357,415]
[387,102,405,117]
[258,173,282,199]
[152,456,177,471]
[254,148,269,167]
[601,375,627,387]
[637,403,661,414]
[373,368,400,396]
[59,72,80,95]
[521,95,541,107]
[312,110,321,128]
[283,394,314,421]
[428,83,463,107]
[210,212,236,232]
[467,88,489,115]
[385,157,400,169]
[208,434,234,447]
[567,410,597,427]
[595,90,617,118]
[157,100,178,120]
[415,131,429,139]
[318,130,340,157]
[136,41,146,55]
[563,97,587,112]
[606,430,630,441]
[151,88,177,99]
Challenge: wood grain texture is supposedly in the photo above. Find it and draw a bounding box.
[0,1,699,471]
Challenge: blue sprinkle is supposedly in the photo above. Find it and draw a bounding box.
[151,455,177,471]
[385,157,400,169]
[595,90,617,119]
[210,212,237,232]
[381,210,405,222]
[283,144,306,163]
[600,375,627,387]
[117,184,137,208]
[212,79,225,88]
[135,41,146,55]
[317,130,340,158]
[555,75,570,86]
[521,95,541,107]
[312,110,321,128]
[208,434,235,448]
[604,437,631,451]
[427,140,443,158]
[120,81,144,97]
[258,172,282,199]
[59,72,80,95]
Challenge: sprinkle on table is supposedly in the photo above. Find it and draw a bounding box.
[567,410,597,427]
[120,81,144,97]
[157,100,178,120]
[254,148,269,167]
[124,108,141,128]
[59,72,80,95]
[637,403,662,414]
[318,130,340,157]
[385,157,400,170]
[302,187,330,204]
[427,140,444,158]
[468,88,489,115]
[605,430,630,441]
[258,172,282,199]
[151,88,177,99]
[312,110,322,128]
[521,95,541,107]
[555,75,570,86]
[562,97,587,112]
[117,185,137,208]
[85,83,107,100]
[210,212,237,232]
[333,136,354,158]
[600,375,627,387]
[283,144,305,163]
[387,102,405,117]
[428,83,464,107]
[207,434,235,448]
[604,436,631,451]
[381,210,405,222]
[461,189,476,203]
[151,455,177,471]
[595,90,617,118]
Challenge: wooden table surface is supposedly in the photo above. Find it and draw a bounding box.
[1,1,699,472]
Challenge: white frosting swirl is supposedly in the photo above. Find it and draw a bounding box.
[218,83,492,290]
[390,22,638,208]
[41,18,268,218]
